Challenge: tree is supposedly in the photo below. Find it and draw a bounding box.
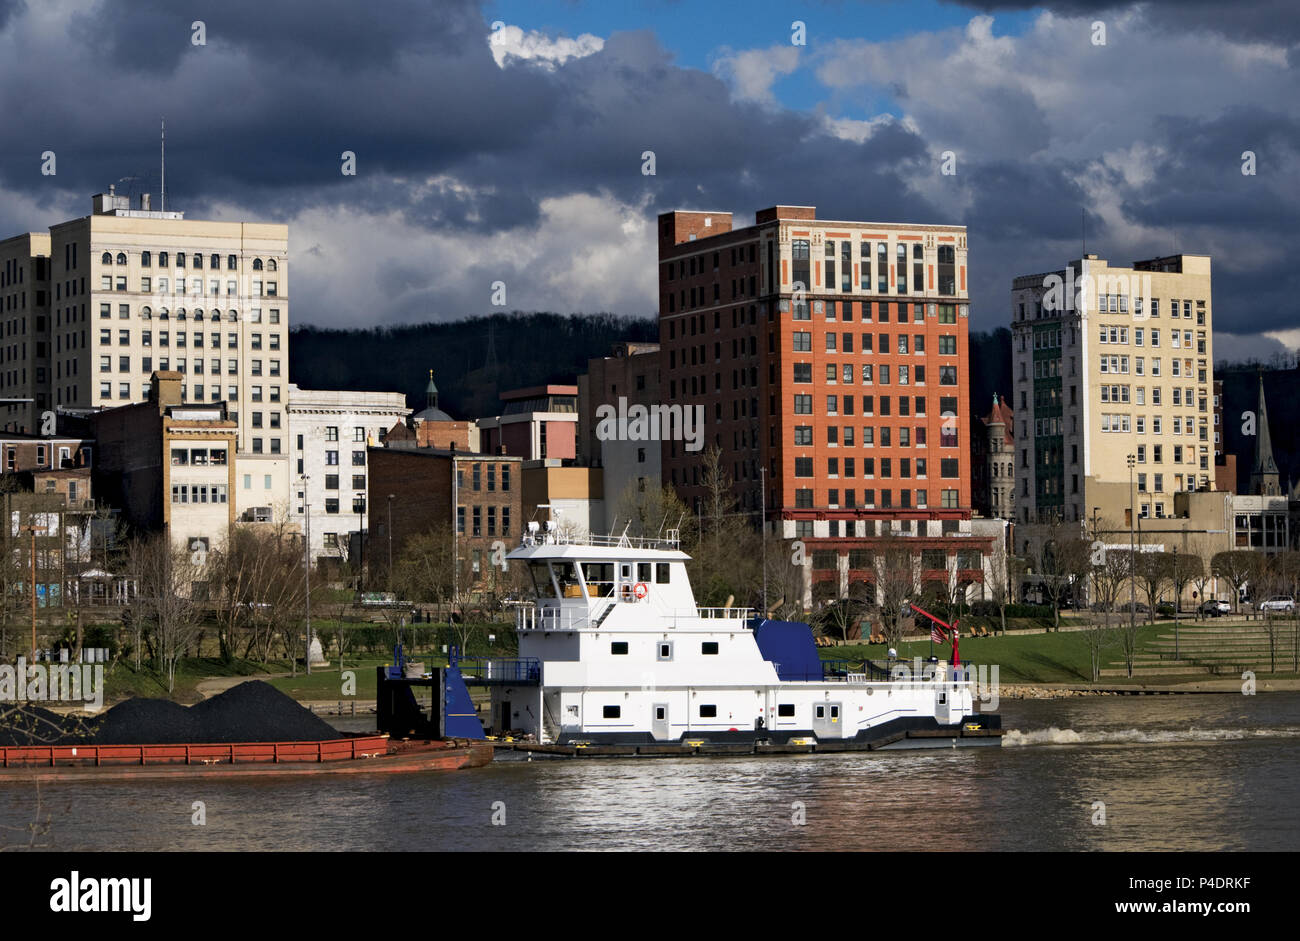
[875,533,916,648]
[125,534,205,693]
[1212,551,1255,615]
[1086,540,1129,682]
[1170,550,1202,619]
[1188,539,1217,620]
[1023,518,1090,630]
[1134,550,1174,623]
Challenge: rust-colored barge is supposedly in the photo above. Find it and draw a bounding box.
[0,735,492,782]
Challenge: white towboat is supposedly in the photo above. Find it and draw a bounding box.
[485,524,1001,751]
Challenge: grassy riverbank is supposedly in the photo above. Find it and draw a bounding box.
[823,623,1168,684]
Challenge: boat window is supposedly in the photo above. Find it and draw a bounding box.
[611,642,629,655]
[657,642,673,661]
[527,562,554,598]
[778,704,795,717]
[655,563,670,584]
[815,705,825,719]
[655,707,665,721]
[603,705,621,718]
[701,642,719,655]
[583,562,615,597]
[620,564,631,580]
[638,563,652,582]
[556,562,584,599]
[700,705,717,718]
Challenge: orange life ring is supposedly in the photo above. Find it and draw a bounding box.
[634,582,649,599]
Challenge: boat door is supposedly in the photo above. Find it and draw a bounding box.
[813,701,842,739]
[935,687,949,722]
[652,703,670,740]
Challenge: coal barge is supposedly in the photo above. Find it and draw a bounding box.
[0,652,493,781]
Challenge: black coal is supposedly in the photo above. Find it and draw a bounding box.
[0,681,342,746]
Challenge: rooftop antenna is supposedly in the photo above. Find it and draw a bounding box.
[160,117,166,212]
[1081,207,1085,256]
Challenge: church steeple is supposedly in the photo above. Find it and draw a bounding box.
[425,370,439,412]
[1249,372,1281,496]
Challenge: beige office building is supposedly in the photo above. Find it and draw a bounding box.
[0,189,288,458]
[1011,253,1214,527]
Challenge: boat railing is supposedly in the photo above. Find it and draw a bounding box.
[520,529,681,550]
[669,606,755,627]
[515,605,596,632]
[458,657,542,685]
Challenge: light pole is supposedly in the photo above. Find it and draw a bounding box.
[300,474,312,675]
[357,494,366,591]
[386,493,395,581]
[1172,544,1179,660]
[1127,454,1136,642]
[21,523,46,661]
[760,467,767,618]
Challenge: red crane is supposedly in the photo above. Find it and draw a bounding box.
[906,602,960,667]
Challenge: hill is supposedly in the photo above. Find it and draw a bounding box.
[289,312,658,420]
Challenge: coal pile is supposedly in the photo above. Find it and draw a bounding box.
[92,698,198,745]
[0,704,95,746]
[186,681,342,744]
[1,681,343,747]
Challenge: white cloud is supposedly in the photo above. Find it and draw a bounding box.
[218,185,657,328]
[711,45,800,105]
[487,23,603,70]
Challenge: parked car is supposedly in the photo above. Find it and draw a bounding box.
[1117,601,1149,614]
[1260,596,1296,614]
[1198,599,1231,617]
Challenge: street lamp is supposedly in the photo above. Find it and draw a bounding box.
[1127,454,1136,650]
[300,474,312,675]
[21,523,47,661]
[386,493,395,579]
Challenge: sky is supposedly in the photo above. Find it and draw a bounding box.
[0,0,1296,361]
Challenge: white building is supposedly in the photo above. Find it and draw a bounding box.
[287,385,409,564]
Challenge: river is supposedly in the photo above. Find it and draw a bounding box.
[5,692,1298,851]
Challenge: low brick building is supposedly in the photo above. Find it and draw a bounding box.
[368,445,522,594]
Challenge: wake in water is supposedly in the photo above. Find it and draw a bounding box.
[1001,726,1300,747]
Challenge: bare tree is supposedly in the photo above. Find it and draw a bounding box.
[1085,539,1130,682]
[1212,550,1255,615]
[125,534,205,693]
[875,533,916,648]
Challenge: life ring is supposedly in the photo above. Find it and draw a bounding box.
[633,582,649,599]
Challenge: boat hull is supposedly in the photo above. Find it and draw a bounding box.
[0,737,493,782]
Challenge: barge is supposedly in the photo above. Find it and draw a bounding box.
[0,735,491,782]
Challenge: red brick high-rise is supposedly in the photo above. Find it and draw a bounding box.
[657,205,990,599]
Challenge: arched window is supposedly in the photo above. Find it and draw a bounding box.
[141,306,152,319]
[193,253,202,269]
[227,254,237,270]
[116,253,127,265]
[252,259,263,271]
[193,309,202,321]
[159,251,169,267]
[209,254,218,269]
[210,310,221,322]
[227,310,237,322]
[101,252,112,265]
[141,251,152,267]
[176,253,185,268]
[159,307,169,320]
[176,308,186,321]
[267,259,278,272]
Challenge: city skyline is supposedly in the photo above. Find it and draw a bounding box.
[0,0,1294,364]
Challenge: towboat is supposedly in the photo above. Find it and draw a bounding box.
[477,525,1001,752]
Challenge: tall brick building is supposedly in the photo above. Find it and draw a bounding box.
[657,205,990,599]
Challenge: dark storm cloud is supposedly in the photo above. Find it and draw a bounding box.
[68,0,483,74]
[941,0,1300,45]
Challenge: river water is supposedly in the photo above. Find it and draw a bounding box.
[6,692,1299,851]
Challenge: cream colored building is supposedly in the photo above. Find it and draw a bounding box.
[1011,253,1214,527]
[0,189,288,462]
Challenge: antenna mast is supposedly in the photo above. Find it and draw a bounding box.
[160,117,166,212]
